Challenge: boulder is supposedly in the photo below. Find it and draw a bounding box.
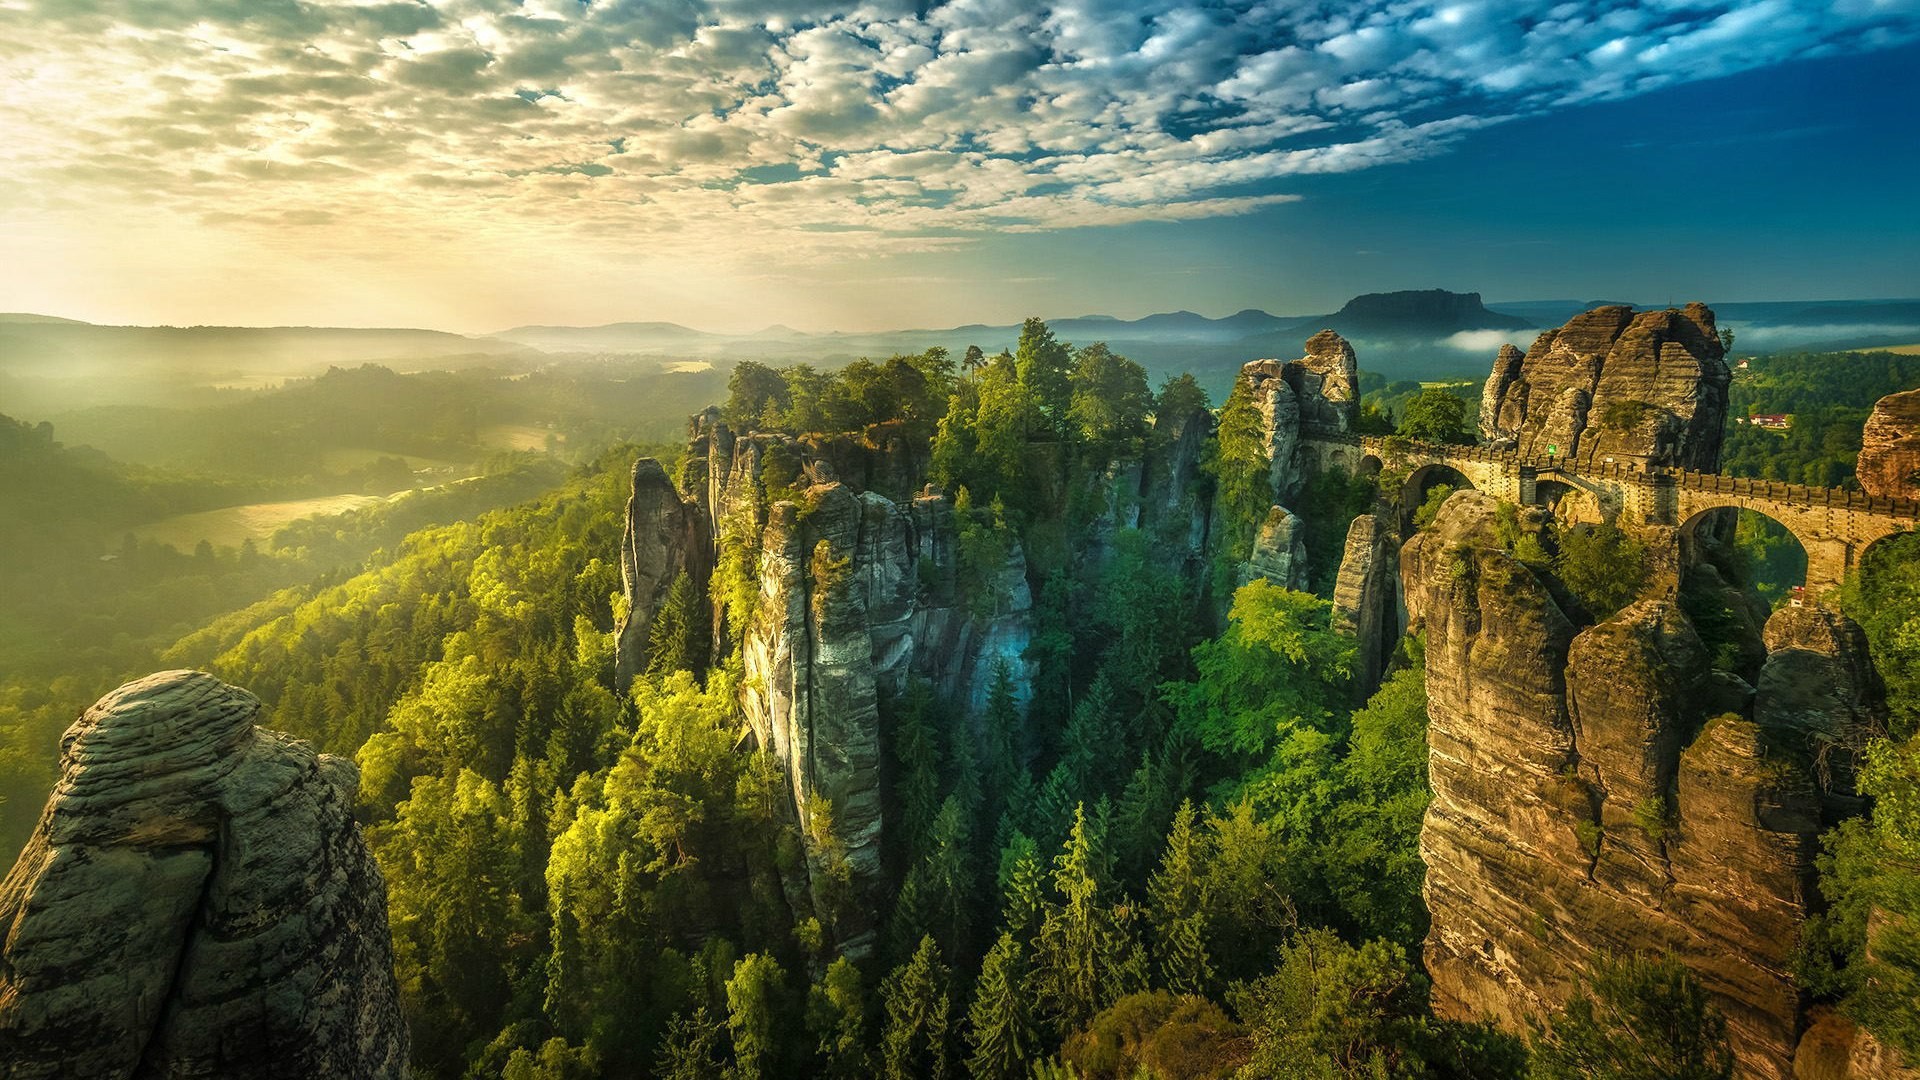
[0,671,407,1079]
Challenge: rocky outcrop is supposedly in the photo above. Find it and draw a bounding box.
[1331,512,1398,696]
[1480,303,1729,470]
[0,671,407,1079]
[1755,603,1887,815]
[615,458,712,688]
[1289,330,1360,432]
[1857,388,1920,501]
[1241,505,1306,590]
[1238,331,1361,504]
[1410,491,1867,1080]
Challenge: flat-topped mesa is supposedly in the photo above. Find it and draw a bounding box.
[1857,387,1920,501]
[0,671,408,1080]
[1481,303,1729,471]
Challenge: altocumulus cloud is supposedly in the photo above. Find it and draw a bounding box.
[1,0,1916,268]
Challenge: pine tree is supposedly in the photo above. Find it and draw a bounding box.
[982,661,1025,810]
[725,952,786,1080]
[806,957,870,1079]
[653,1004,727,1080]
[965,932,1035,1080]
[1033,804,1142,1034]
[1147,800,1215,996]
[891,680,944,862]
[645,571,707,678]
[880,935,952,1080]
[997,831,1046,942]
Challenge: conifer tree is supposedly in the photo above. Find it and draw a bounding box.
[982,661,1025,809]
[966,932,1035,1080]
[1033,804,1143,1034]
[645,571,706,678]
[891,680,945,862]
[880,935,953,1080]
[997,831,1046,942]
[725,952,786,1080]
[653,1004,727,1080]
[806,957,870,1079]
[1147,800,1215,996]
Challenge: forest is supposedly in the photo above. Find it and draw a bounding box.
[1,325,1915,1079]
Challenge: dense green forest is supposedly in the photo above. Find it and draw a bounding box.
[2,328,1916,1078]
[1720,350,1920,487]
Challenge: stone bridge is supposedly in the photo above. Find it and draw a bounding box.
[1298,429,1919,591]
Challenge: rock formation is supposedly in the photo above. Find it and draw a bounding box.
[1408,490,1886,1079]
[676,417,1037,955]
[614,457,712,688]
[0,671,407,1079]
[1331,512,1399,697]
[1241,505,1306,590]
[1480,303,1729,470]
[1857,388,1920,501]
[1238,331,1361,504]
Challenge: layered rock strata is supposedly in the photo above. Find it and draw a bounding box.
[1410,490,1878,1080]
[1480,303,1729,470]
[1857,388,1920,501]
[0,671,407,1079]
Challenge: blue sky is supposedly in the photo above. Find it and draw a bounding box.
[1,0,1916,332]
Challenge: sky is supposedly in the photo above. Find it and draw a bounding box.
[2,0,1917,334]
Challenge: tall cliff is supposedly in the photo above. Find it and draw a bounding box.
[1481,303,1729,470]
[1405,491,1866,1079]
[614,457,712,688]
[0,671,408,1079]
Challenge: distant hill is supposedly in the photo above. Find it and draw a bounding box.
[0,318,532,383]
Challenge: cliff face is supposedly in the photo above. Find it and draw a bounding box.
[677,416,1036,955]
[1480,303,1729,470]
[1857,388,1920,501]
[1409,491,1884,1079]
[615,458,713,688]
[0,671,407,1079]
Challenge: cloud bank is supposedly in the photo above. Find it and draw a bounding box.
[0,0,1915,322]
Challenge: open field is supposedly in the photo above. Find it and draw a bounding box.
[479,423,558,451]
[1850,343,1920,355]
[318,447,464,472]
[130,494,385,550]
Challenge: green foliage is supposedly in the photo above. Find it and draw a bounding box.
[1599,399,1652,431]
[727,952,791,1080]
[1148,801,1216,996]
[1155,373,1211,426]
[1165,580,1352,766]
[1206,373,1275,563]
[1068,343,1154,455]
[1229,929,1431,1080]
[1017,317,1075,438]
[1722,350,1920,487]
[807,957,872,1078]
[1033,805,1150,1035]
[1396,389,1471,444]
[1529,953,1734,1080]
[1551,523,1648,619]
[967,932,1038,1080]
[881,935,954,1080]
[1061,990,1248,1080]
[1412,484,1454,531]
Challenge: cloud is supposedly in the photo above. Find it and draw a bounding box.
[1443,329,1528,353]
[0,0,1915,276]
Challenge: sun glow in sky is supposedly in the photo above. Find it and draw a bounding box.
[2,0,1917,333]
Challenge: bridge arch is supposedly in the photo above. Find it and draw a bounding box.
[1679,505,1810,599]
[1402,462,1475,534]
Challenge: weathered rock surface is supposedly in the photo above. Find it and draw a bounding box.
[1857,388,1920,501]
[1289,329,1360,432]
[1410,490,1863,1080]
[1331,512,1398,697]
[1480,303,1729,470]
[0,671,407,1079]
[1238,331,1361,503]
[1241,505,1307,590]
[614,457,712,688]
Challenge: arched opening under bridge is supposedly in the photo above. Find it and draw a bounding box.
[1401,462,1475,535]
[1677,506,1811,679]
